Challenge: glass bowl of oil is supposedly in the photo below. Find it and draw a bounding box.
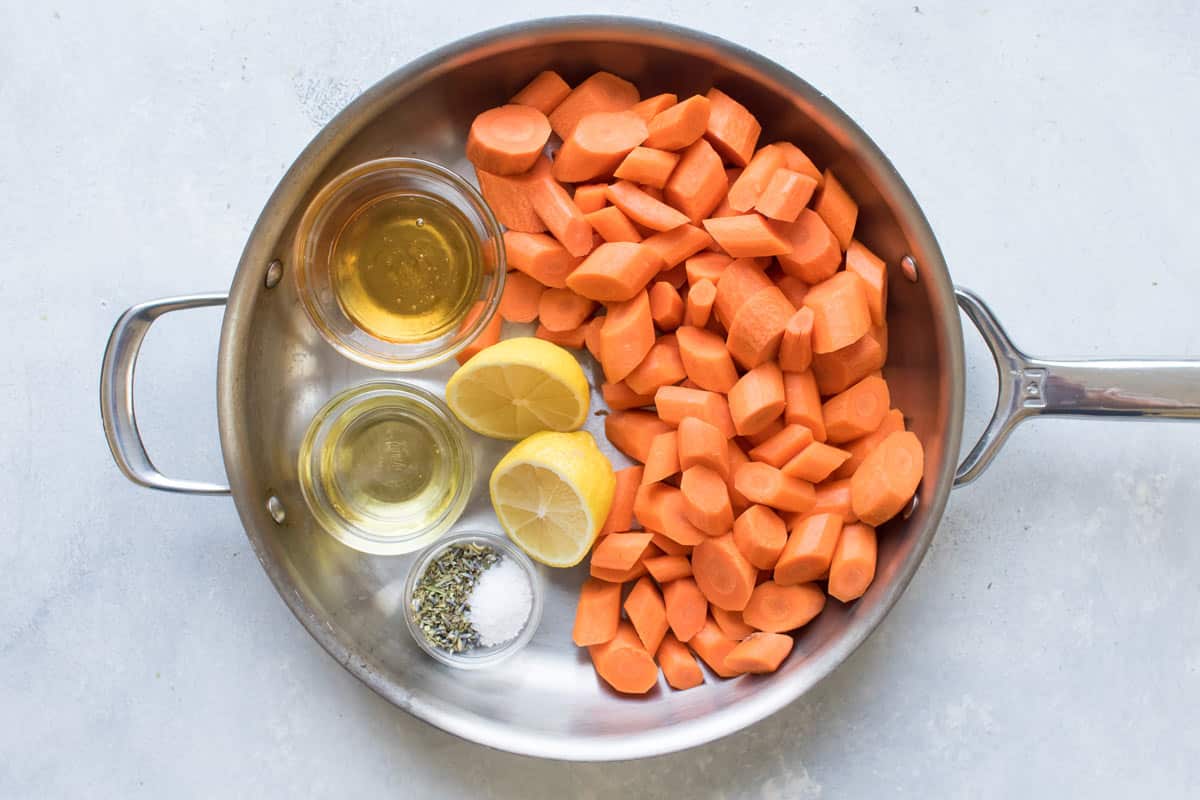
[298,381,475,555]
[293,158,506,371]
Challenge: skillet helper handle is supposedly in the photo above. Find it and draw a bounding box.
[954,288,1200,487]
[100,294,231,495]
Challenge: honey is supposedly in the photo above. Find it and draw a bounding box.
[330,193,481,344]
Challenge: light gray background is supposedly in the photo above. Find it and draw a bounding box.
[2,1,1198,797]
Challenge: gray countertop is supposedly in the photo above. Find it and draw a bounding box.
[2,1,1198,797]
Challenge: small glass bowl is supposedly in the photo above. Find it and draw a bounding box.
[403,530,544,669]
[298,381,474,555]
[293,158,506,371]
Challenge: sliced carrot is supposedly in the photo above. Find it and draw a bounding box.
[828,522,876,602]
[680,465,735,536]
[711,606,756,640]
[783,369,827,441]
[605,410,673,463]
[648,281,684,331]
[708,192,739,221]
[511,70,572,115]
[688,617,743,677]
[655,385,736,438]
[601,380,654,411]
[634,482,707,546]
[662,576,708,643]
[573,183,609,214]
[811,326,886,395]
[466,104,551,175]
[590,558,648,583]
[538,288,596,331]
[770,141,822,182]
[776,209,841,283]
[683,278,717,328]
[850,431,924,526]
[727,144,786,211]
[834,408,905,480]
[644,94,711,150]
[747,423,814,468]
[704,87,761,167]
[685,252,731,285]
[726,286,795,369]
[614,146,680,188]
[822,375,890,443]
[660,262,688,289]
[591,532,655,571]
[476,168,545,232]
[726,439,752,513]
[643,224,713,269]
[782,441,852,483]
[601,465,645,535]
[677,416,731,477]
[454,301,502,364]
[713,257,772,325]
[691,533,757,611]
[774,512,842,585]
[732,504,788,570]
[567,241,663,302]
[503,230,581,288]
[572,577,622,647]
[742,581,826,632]
[742,417,785,448]
[775,274,810,309]
[624,576,670,653]
[589,620,659,694]
[811,169,857,250]
[755,168,819,222]
[651,532,691,557]
[523,156,594,257]
[728,362,786,437]
[585,205,642,243]
[553,110,648,183]
[630,92,677,122]
[644,554,692,584]
[642,430,681,484]
[498,270,545,323]
[807,478,857,524]
[600,289,655,382]
[724,632,794,674]
[549,71,640,139]
[606,180,690,231]
[625,337,686,396]
[702,214,792,258]
[657,631,704,690]
[778,306,815,372]
[845,240,887,327]
[733,462,816,513]
[535,322,587,348]
[675,325,738,392]
[663,137,728,224]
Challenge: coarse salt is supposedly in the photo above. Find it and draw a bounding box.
[466,556,532,647]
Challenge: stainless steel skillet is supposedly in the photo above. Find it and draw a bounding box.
[99,17,1200,760]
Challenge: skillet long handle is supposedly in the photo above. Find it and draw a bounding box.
[100,294,232,494]
[954,288,1200,486]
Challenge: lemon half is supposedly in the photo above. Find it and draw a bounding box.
[446,337,589,441]
[489,431,615,567]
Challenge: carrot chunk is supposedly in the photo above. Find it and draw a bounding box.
[726,286,795,369]
[511,70,572,115]
[655,385,736,439]
[607,180,691,231]
[624,576,670,653]
[614,146,680,188]
[821,375,890,443]
[662,577,708,642]
[549,71,640,139]
[703,88,761,167]
[523,157,594,257]
[535,322,587,349]
[833,408,905,480]
[567,241,664,302]
[657,631,705,689]
[727,144,786,211]
[645,94,711,151]
[782,369,827,442]
[553,110,649,183]
[572,183,609,214]
[728,362,786,437]
[648,281,685,330]
[644,554,693,584]
[723,632,794,674]
[733,462,816,513]
[642,430,681,484]
[630,92,677,122]
[711,606,756,640]
[601,465,645,535]
[600,290,655,382]
[634,482,708,546]
[692,533,758,611]
[811,169,857,250]
[742,581,826,632]
[680,465,735,536]
[702,214,792,258]
[685,252,731,286]
[476,168,545,232]
[585,205,642,243]
[828,523,876,602]
[538,288,596,332]
[503,231,581,288]
[755,168,819,222]
[625,337,687,396]
[589,620,659,694]
[733,504,789,570]
[591,532,655,571]
[775,274,810,309]
[573,578,623,647]
[770,141,822,181]
[845,240,888,327]
[803,271,872,354]
[466,104,552,175]
[782,441,852,483]
[689,617,744,677]
[776,209,841,283]
[605,410,673,463]
[499,270,545,323]
[675,325,738,393]
[849,431,924,525]
[775,512,842,585]
[811,326,887,395]
[454,300,502,364]
[683,278,717,328]
[747,423,814,468]
[677,416,731,477]
[663,137,729,224]
[778,306,815,372]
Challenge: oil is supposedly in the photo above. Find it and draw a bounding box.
[299,383,474,553]
[331,192,481,343]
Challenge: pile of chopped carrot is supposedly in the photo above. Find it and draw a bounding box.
[464,70,925,694]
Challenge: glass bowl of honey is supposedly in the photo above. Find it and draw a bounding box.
[298,381,475,555]
[293,158,506,371]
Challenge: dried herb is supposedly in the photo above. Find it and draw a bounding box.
[410,542,499,652]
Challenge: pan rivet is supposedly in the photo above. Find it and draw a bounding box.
[267,494,286,524]
[900,255,919,283]
[902,493,919,519]
[265,259,284,289]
